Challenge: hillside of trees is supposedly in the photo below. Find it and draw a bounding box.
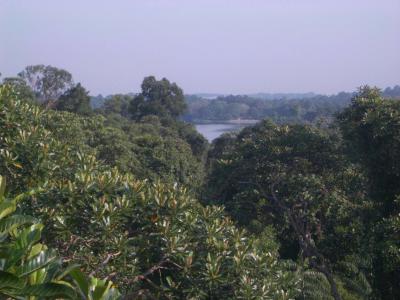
[184,86,400,124]
[0,65,399,299]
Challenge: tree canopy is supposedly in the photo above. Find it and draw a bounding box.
[204,87,400,299]
[55,83,92,115]
[1,67,399,299]
[18,64,74,103]
[0,83,299,299]
[129,76,187,120]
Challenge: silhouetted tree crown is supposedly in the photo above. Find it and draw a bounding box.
[55,83,92,115]
[129,76,187,120]
[18,64,74,102]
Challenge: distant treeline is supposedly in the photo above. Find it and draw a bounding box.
[183,85,400,123]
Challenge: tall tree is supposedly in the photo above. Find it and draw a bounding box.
[337,86,400,299]
[18,65,73,102]
[129,76,187,120]
[338,86,400,212]
[55,83,92,115]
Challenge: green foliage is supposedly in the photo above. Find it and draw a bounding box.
[69,268,120,300]
[100,94,132,118]
[299,270,333,300]
[18,64,74,103]
[0,83,204,192]
[184,93,351,124]
[3,70,399,299]
[130,76,187,120]
[0,83,300,298]
[1,77,36,102]
[184,87,400,124]
[204,86,400,299]
[337,86,400,299]
[205,120,372,299]
[55,83,92,115]
[338,86,400,211]
[92,115,206,189]
[0,175,120,300]
[94,79,209,181]
[99,98,209,179]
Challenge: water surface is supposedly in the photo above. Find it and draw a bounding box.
[195,123,253,141]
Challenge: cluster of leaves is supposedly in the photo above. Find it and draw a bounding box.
[0,175,120,299]
[205,87,400,299]
[0,84,301,298]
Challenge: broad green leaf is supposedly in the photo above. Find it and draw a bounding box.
[0,176,5,200]
[14,223,44,251]
[41,259,62,283]
[0,215,37,233]
[29,267,46,285]
[69,268,89,297]
[15,250,57,277]
[0,202,16,221]
[27,243,44,260]
[22,282,76,299]
[93,280,110,300]
[0,270,24,289]
[12,188,42,203]
[56,263,80,281]
[102,288,121,300]
[0,233,7,243]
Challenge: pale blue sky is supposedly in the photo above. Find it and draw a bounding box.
[0,0,399,95]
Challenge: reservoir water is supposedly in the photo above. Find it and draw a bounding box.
[195,121,258,141]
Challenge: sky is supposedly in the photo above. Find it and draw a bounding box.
[0,0,399,95]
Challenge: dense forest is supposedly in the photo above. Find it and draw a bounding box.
[0,65,399,299]
[184,86,400,124]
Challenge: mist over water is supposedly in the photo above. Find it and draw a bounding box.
[195,123,244,141]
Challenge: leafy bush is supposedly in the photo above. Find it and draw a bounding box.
[0,175,120,299]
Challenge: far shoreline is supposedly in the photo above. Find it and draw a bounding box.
[188,119,260,125]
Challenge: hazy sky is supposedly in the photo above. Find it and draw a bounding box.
[0,0,399,95]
